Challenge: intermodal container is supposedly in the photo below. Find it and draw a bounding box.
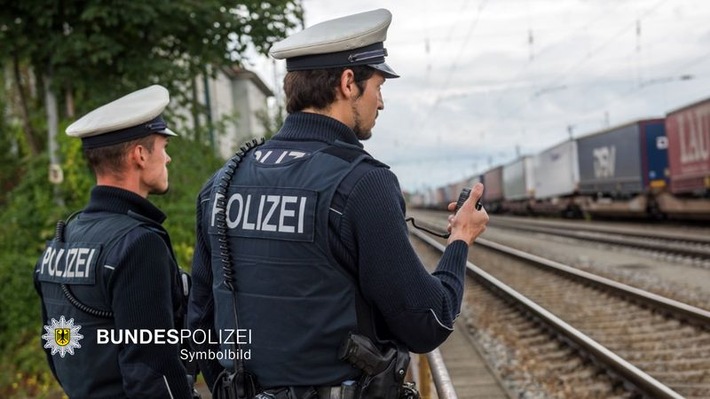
[502,156,535,201]
[576,119,666,196]
[533,139,579,199]
[482,166,504,203]
[666,97,710,195]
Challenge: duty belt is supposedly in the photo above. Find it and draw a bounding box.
[317,386,344,399]
[257,385,351,399]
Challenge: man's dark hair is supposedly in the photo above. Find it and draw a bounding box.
[84,135,156,176]
[283,66,377,113]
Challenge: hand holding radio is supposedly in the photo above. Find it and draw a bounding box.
[453,188,484,213]
[447,183,488,245]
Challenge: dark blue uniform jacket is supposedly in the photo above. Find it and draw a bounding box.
[188,112,469,389]
[35,186,192,399]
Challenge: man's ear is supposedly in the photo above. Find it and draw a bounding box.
[129,144,147,169]
[339,69,357,99]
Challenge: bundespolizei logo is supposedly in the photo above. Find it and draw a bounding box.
[42,316,84,357]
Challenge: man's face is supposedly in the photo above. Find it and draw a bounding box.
[141,135,172,195]
[351,72,386,140]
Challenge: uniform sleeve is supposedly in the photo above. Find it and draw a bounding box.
[187,184,225,389]
[108,229,192,399]
[341,168,469,353]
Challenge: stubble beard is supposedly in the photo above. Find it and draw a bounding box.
[351,102,372,141]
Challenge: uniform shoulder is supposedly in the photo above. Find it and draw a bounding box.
[343,163,401,209]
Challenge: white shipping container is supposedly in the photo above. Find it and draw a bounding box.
[503,156,535,201]
[533,140,579,199]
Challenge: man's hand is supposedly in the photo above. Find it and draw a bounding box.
[446,183,489,246]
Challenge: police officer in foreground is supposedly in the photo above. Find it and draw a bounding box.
[188,8,489,399]
[34,85,195,398]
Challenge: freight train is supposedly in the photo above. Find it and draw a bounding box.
[409,96,710,220]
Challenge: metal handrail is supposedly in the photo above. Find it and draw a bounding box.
[426,349,458,399]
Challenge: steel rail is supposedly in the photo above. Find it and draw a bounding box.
[491,216,710,244]
[413,217,710,326]
[477,237,710,327]
[490,219,710,259]
[410,228,687,399]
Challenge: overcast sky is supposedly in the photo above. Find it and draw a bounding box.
[250,0,710,193]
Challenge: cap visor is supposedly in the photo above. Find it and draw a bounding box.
[369,62,399,78]
[157,128,178,137]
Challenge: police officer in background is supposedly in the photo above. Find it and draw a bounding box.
[188,8,489,399]
[34,85,195,398]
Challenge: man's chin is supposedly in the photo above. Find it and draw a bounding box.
[150,186,170,196]
[356,130,372,140]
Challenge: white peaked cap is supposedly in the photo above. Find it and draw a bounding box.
[270,9,399,78]
[66,85,177,149]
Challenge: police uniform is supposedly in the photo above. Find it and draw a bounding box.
[188,9,470,397]
[34,86,193,399]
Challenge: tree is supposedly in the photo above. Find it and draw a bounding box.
[0,0,304,152]
[256,102,286,140]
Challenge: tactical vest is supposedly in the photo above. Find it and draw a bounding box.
[34,211,179,398]
[208,140,380,387]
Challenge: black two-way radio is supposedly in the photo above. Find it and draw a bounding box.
[454,188,483,212]
[454,188,470,212]
[406,188,482,238]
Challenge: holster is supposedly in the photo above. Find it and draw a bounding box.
[211,369,261,399]
[339,333,417,399]
[358,344,410,399]
[254,387,317,399]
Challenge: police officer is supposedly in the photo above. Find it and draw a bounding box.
[187,8,489,399]
[34,85,195,398]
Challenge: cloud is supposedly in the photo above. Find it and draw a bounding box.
[259,0,710,191]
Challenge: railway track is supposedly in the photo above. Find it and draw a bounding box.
[488,216,710,266]
[409,218,710,398]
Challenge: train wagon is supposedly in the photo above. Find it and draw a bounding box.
[433,186,449,210]
[531,139,581,216]
[408,192,425,209]
[576,119,667,217]
[482,166,504,213]
[409,95,710,220]
[502,156,535,214]
[660,97,710,218]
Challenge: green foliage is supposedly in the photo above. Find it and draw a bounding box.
[255,102,286,140]
[0,0,303,111]
[0,1,300,395]
[0,153,67,398]
[152,138,225,267]
[0,101,22,206]
[0,134,224,397]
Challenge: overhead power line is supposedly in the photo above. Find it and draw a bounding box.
[411,0,490,140]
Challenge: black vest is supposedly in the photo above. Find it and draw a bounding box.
[207,140,378,387]
[34,211,181,398]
